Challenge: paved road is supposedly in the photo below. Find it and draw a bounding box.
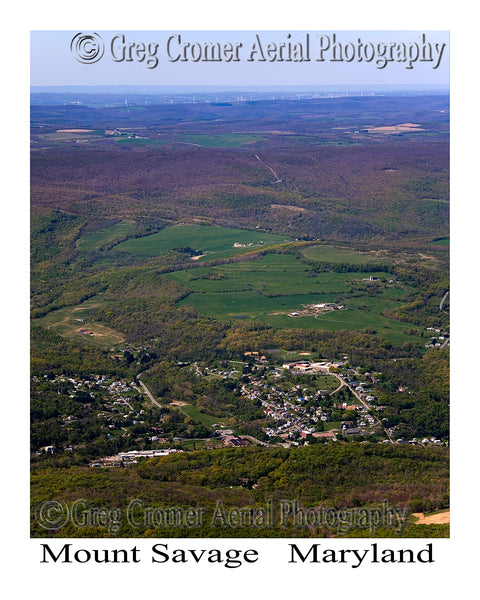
[137,373,163,409]
[331,372,394,443]
[440,290,449,313]
[330,379,346,394]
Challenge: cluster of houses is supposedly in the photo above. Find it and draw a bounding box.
[39,374,135,395]
[234,357,405,445]
[392,437,445,447]
[424,327,449,349]
[240,372,365,445]
[34,374,152,458]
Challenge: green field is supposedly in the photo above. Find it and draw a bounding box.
[178,134,266,148]
[177,404,231,428]
[261,300,415,345]
[430,237,450,246]
[114,224,292,259]
[114,136,167,146]
[77,220,136,252]
[165,253,419,345]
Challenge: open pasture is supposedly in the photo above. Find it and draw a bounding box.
[114,224,291,259]
[166,253,418,345]
[262,298,415,346]
[167,254,357,296]
[178,133,266,147]
[77,220,136,252]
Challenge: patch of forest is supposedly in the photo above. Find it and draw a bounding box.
[31,442,449,538]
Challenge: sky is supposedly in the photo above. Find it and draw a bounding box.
[30,29,449,88]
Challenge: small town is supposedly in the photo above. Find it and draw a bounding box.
[32,344,447,469]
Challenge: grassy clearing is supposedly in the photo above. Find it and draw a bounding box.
[35,302,125,348]
[323,421,341,431]
[261,314,414,345]
[301,244,393,264]
[77,220,136,252]
[38,131,105,143]
[168,254,361,296]
[114,137,167,146]
[114,224,291,258]
[430,237,449,246]
[178,134,266,148]
[178,404,231,428]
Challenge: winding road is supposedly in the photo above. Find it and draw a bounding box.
[440,290,449,313]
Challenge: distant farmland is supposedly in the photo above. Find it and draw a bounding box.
[114,224,292,259]
[178,133,266,147]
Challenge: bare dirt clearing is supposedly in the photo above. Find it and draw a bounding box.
[412,511,450,525]
[271,204,307,212]
[365,123,425,134]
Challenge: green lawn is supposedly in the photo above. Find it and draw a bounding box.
[114,137,167,146]
[323,421,341,431]
[430,237,449,246]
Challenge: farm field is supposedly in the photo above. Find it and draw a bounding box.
[261,300,415,346]
[114,224,292,259]
[166,253,419,345]
[430,237,450,246]
[114,136,167,146]
[178,133,266,147]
